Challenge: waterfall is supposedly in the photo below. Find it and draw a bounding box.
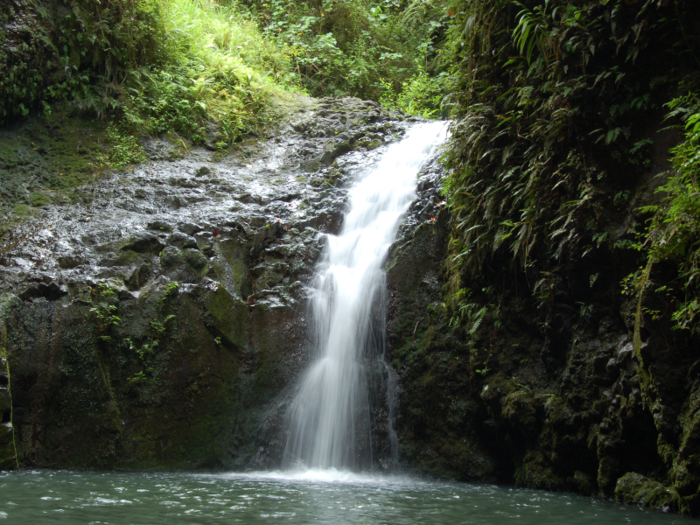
[283,121,449,471]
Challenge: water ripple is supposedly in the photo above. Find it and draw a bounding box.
[0,470,688,525]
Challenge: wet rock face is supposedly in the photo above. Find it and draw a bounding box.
[388,198,663,485]
[0,96,411,469]
[386,156,499,480]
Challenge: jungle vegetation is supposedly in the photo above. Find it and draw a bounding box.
[438,0,700,352]
[0,0,450,141]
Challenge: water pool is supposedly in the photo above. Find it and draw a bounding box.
[0,469,686,524]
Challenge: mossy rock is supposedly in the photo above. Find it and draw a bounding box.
[0,389,10,414]
[615,472,677,510]
[355,136,383,150]
[515,451,567,491]
[213,238,251,299]
[28,191,51,208]
[184,248,209,276]
[0,422,16,469]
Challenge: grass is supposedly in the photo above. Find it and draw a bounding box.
[114,0,301,147]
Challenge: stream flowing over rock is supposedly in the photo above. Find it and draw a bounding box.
[0,97,414,470]
[282,122,448,471]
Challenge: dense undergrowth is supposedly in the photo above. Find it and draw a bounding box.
[637,95,700,333]
[1,0,296,148]
[239,0,450,117]
[439,0,700,344]
[1,0,452,138]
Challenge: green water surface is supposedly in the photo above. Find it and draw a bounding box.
[0,470,687,524]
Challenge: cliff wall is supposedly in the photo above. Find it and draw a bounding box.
[0,97,408,470]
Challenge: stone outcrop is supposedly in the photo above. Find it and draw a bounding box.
[615,472,675,510]
[0,96,411,469]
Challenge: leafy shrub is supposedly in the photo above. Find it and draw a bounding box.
[103,125,148,169]
[0,1,57,121]
[240,0,449,102]
[636,94,700,332]
[441,0,699,287]
[380,65,448,118]
[1,0,170,122]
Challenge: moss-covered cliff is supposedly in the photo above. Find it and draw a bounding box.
[386,0,700,517]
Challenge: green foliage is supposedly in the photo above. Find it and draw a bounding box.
[380,65,448,118]
[3,0,451,159]
[28,192,51,208]
[125,314,176,382]
[113,0,295,143]
[2,0,295,154]
[164,281,180,297]
[432,0,700,352]
[0,1,54,122]
[636,94,700,332]
[240,0,449,103]
[126,282,179,383]
[102,124,147,169]
[512,0,559,65]
[90,284,121,333]
[449,288,487,334]
[474,361,490,375]
[441,0,698,290]
[1,0,170,123]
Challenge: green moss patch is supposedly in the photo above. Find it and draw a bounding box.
[0,110,109,234]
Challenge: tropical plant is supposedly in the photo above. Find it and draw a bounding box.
[239,0,450,103]
[634,94,700,333]
[435,0,700,349]
[90,284,121,334]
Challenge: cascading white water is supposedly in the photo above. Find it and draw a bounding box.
[283,121,449,471]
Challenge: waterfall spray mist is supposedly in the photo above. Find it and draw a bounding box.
[283,121,449,471]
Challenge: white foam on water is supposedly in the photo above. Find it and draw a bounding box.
[200,468,419,487]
